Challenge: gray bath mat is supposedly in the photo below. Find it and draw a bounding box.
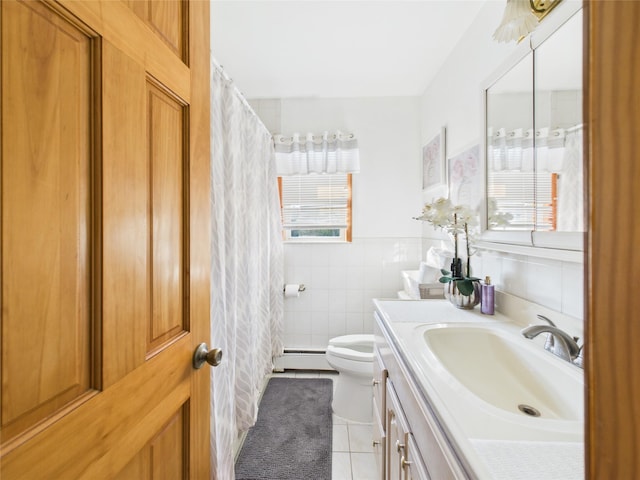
[235,377,333,480]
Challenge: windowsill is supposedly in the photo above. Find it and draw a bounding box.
[283,240,350,244]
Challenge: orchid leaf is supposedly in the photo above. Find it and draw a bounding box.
[455,279,476,296]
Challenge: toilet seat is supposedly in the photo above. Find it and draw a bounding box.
[329,334,374,349]
[325,334,375,375]
[327,334,374,363]
[326,345,372,362]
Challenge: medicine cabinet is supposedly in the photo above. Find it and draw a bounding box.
[481,3,583,257]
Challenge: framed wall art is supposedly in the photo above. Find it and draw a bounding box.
[422,127,446,191]
[447,143,482,209]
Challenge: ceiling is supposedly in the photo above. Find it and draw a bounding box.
[211,1,488,99]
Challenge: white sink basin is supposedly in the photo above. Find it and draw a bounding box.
[422,325,582,421]
[391,319,584,442]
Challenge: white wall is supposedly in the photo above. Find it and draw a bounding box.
[250,97,423,349]
[419,1,584,320]
[420,2,513,155]
[248,1,585,353]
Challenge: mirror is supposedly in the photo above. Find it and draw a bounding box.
[484,7,583,249]
[534,10,583,232]
[486,51,534,231]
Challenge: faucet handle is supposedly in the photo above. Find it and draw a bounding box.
[536,314,557,327]
[536,315,558,353]
[572,346,584,368]
[571,337,584,368]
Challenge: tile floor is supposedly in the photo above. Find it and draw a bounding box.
[272,370,377,480]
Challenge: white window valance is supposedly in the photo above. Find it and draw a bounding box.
[274,130,360,175]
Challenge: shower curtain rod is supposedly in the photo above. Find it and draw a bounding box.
[211,57,271,138]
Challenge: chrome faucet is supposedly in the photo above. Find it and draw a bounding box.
[521,315,583,367]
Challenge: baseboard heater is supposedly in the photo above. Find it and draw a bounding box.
[273,349,333,372]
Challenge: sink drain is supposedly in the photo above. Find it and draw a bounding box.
[518,404,541,417]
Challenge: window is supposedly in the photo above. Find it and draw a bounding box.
[278,173,352,242]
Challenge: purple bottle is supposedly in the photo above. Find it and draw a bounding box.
[481,276,495,315]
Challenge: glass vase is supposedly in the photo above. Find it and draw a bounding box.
[445,280,481,310]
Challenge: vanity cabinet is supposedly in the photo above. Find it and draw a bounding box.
[373,352,387,418]
[374,312,469,480]
[386,380,429,480]
[373,406,386,480]
[373,351,388,480]
[406,436,431,479]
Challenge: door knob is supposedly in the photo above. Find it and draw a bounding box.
[193,343,223,369]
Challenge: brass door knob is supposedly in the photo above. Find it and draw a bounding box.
[193,343,223,369]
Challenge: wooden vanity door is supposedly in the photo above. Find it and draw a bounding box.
[0,0,211,478]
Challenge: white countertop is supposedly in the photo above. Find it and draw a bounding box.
[374,298,584,480]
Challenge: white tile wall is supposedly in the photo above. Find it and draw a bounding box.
[470,247,584,320]
[561,261,584,319]
[283,235,584,351]
[283,237,422,350]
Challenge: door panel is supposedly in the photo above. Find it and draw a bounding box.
[1,336,191,478]
[1,0,94,442]
[66,0,190,102]
[115,402,188,480]
[150,405,188,479]
[126,0,187,61]
[1,0,211,477]
[116,449,152,480]
[147,81,188,353]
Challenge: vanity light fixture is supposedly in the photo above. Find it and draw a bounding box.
[529,0,564,20]
[493,0,563,44]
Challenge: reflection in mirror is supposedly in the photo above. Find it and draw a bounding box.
[535,10,583,232]
[486,52,534,230]
[485,8,583,236]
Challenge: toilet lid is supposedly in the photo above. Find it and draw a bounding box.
[328,334,374,349]
[327,345,373,362]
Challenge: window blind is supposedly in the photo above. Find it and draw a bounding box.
[487,170,554,230]
[280,174,350,231]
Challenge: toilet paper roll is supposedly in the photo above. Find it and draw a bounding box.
[284,284,300,298]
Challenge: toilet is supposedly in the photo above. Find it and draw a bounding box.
[325,334,375,423]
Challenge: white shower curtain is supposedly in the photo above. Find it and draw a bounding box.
[557,128,584,232]
[209,62,284,480]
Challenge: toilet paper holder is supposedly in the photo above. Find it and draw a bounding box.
[283,284,305,293]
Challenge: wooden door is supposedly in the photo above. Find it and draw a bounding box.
[585,1,640,477]
[0,0,211,478]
